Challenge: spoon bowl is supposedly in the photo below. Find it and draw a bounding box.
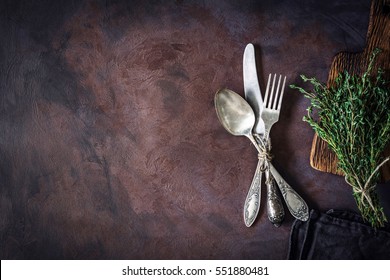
[214,88,260,152]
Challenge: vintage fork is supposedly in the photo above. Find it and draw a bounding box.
[259,74,286,226]
[260,74,309,223]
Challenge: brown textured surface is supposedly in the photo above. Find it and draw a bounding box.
[310,0,390,180]
[0,0,373,259]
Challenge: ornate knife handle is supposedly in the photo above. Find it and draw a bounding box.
[269,164,309,221]
[265,166,285,227]
[243,159,263,227]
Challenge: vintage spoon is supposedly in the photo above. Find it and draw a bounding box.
[215,88,265,225]
[214,88,261,154]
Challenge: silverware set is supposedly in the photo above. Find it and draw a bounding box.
[215,43,309,227]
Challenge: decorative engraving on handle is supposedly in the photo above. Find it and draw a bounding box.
[269,164,309,221]
[277,180,308,221]
[243,159,263,227]
[265,171,285,227]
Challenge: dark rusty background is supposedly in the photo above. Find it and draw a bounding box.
[0,0,371,259]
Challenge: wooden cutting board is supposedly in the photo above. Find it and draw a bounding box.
[310,0,390,181]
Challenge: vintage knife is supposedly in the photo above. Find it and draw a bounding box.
[243,43,264,135]
[242,44,285,227]
[242,43,265,227]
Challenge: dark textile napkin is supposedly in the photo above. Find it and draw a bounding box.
[288,209,390,259]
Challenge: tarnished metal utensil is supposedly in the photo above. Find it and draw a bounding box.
[214,88,260,152]
[243,44,284,227]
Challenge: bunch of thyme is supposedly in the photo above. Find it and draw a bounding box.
[290,49,390,228]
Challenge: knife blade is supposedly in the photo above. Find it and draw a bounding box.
[243,43,265,135]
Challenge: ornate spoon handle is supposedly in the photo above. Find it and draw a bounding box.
[265,166,285,227]
[269,164,309,221]
[243,159,263,227]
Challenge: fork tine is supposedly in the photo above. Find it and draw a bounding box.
[264,73,271,105]
[264,73,271,106]
[272,75,282,109]
[277,76,286,111]
[268,74,276,108]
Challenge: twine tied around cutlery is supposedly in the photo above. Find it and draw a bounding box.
[254,134,273,171]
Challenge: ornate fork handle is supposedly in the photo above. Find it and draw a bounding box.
[269,164,309,221]
[243,159,264,227]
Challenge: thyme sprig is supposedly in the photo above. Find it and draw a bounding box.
[290,49,390,228]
